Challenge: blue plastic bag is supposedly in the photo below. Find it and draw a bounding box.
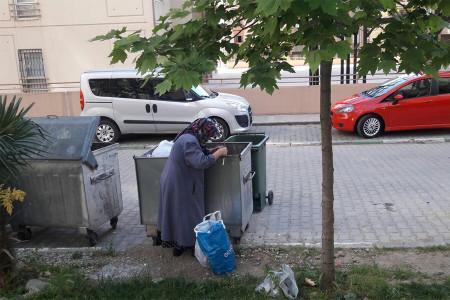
[194,212,235,275]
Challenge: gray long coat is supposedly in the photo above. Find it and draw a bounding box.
[157,134,215,247]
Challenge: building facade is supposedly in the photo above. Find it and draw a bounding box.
[0,0,180,93]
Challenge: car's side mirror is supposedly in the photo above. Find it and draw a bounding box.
[393,94,403,105]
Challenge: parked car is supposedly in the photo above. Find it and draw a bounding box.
[331,71,450,138]
[80,68,253,142]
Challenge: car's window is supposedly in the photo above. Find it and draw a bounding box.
[361,77,407,98]
[89,79,111,97]
[110,79,151,99]
[397,79,431,99]
[152,80,186,101]
[191,85,214,99]
[438,77,450,95]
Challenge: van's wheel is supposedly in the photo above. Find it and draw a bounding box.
[356,114,384,138]
[96,120,120,143]
[210,117,229,142]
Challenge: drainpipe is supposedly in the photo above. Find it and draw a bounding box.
[65,91,71,116]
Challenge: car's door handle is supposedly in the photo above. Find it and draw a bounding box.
[145,104,151,113]
[153,104,157,113]
[424,101,433,103]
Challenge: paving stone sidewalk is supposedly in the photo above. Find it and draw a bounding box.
[13,141,450,250]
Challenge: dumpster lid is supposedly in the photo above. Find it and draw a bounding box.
[28,116,100,169]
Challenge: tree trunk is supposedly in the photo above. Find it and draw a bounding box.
[319,60,335,289]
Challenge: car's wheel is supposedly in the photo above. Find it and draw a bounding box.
[210,117,229,142]
[96,119,120,143]
[356,114,384,138]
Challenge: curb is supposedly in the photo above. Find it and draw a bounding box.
[118,137,449,150]
[253,121,320,126]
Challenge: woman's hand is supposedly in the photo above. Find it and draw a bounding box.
[212,146,228,160]
[209,146,223,154]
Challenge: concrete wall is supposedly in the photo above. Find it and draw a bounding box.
[8,83,378,117]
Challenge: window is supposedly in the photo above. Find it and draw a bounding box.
[89,79,111,97]
[11,0,40,20]
[397,79,431,99]
[18,49,47,93]
[234,35,243,43]
[110,79,151,99]
[438,77,450,95]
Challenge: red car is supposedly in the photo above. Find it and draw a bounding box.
[331,71,450,138]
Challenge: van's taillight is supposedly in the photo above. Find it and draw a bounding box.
[80,90,84,111]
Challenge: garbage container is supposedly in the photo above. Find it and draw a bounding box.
[10,116,123,246]
[225,133,273,212]
[134,142,253,245]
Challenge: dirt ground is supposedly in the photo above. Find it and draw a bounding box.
[17,245,450,282]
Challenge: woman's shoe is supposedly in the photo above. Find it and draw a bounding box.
[173,247,183,257]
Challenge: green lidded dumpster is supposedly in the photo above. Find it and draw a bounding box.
[225,133,273,212]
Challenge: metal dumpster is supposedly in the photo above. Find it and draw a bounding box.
[226,133,273,212]
[134,142,253,244]
[10,116,123,246]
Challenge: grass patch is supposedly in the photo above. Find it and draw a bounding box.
[8,263,445,300]
[91,239,117,257]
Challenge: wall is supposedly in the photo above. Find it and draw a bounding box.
[7,83,378,117]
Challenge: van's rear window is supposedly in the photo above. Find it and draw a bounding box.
[89,79,111,97]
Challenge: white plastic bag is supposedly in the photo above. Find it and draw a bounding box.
[255,264,299,299]
[151,140,174,157]
[194,211,222,268]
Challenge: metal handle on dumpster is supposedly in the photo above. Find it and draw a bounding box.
[90,169,115,184]
[243,171,256,184]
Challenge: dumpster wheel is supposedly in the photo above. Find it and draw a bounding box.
[86,229,99,246]
[267,190,274,205]
[110,216,118,229]
[17,226,32,240]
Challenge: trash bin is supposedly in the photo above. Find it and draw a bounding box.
[10,116,123,246]
[225,133,273,212]
[134,142,253,245]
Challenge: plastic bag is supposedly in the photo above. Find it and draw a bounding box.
[194,211,235,275]
[194,212,221,268]
[255,264,298,299]
[151,140,173,157]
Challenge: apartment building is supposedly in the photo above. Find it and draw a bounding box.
[0,0,187,93]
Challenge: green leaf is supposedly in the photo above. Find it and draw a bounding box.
[353,11,367,20]
[90,27,126,42]
[262,18,278,37]
[378,60,397,74]
[305,0,337,16]
[255,0,279,16]
[170,9,190,20]
[438,0,450,15]
[109,48,127,64]
[380,0,396,10]
[279,0,294,10]
[304,51,322,73]
[154,80,173,95]
[327,41,352,60]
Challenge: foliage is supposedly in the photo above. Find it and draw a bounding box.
[93,0,449,95]
[0,95,47,179]
[0,183,25,215]
[0,95,47,288]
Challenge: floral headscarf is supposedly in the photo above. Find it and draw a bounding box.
[174,118,219,152]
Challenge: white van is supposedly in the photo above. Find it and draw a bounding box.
[80,68,252,142]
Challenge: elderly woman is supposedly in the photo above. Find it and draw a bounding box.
[157,118,228,256]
